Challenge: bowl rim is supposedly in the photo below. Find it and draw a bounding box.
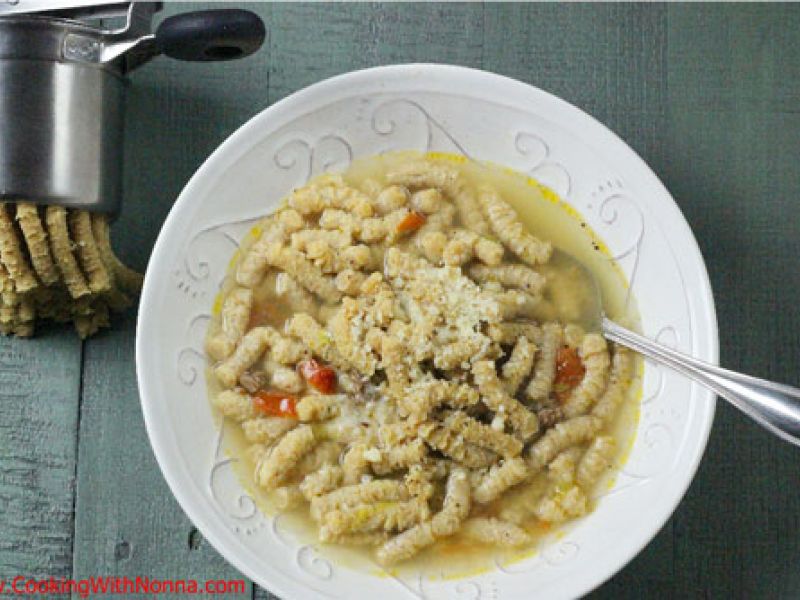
[136,62,718,599]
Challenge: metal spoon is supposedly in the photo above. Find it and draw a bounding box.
[544,249,800,447]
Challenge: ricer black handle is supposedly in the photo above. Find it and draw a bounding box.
[155,9,265,62]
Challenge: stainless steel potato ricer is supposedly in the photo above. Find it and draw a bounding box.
[0,1,266,215]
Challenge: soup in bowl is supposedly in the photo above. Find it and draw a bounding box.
[136,64,717,599]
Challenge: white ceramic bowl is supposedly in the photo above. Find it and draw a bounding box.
[136,64,717,599]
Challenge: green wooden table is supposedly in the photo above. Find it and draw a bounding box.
[2,3,798,598]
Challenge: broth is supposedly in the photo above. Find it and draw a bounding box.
[206,151,642,578]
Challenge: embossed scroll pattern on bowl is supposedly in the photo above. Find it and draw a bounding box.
[137,65,716,600]
[178,99,681,594]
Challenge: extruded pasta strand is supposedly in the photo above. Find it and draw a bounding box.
[69,209,111,294]
[478,185,552,265]
[15,203,59,286]
[562,333,611,418]
[501,336,536,395]
[202,155,640,566]
[576,436,616,491]
[0,203,38,293]
[525,322,563,403]
[254,425,317,491]
[46,206,90,299]
[461,517,532,546]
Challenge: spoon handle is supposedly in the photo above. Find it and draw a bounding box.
[602,318,800,447]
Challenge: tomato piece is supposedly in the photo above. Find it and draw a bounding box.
[298,359,337,394]
[553,345,585,402]
[396,211,427,233]
[253,391,298,418]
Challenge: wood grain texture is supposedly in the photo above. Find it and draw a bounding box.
[96,3,800,599]
[68,1,263,595]
[0,3,792,600]
[594,4,800,599]
[117,2,274,274]
[0,331,82,578]
[482,6,678,596]
[658,5,800,600]
[268,3,484,103]
[71,312,251,597]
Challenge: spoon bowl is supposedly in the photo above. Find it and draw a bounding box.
[539,248,605,332]
[554,248,800,447]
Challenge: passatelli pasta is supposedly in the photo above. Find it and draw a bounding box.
[206,153,638,567]
[0,203,141,338]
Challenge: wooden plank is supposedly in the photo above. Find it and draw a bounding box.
[484,6,678,597]
[115,1,275,273]
[265,5,481,597]
[483,3,669,163]
[257,5,483,596]
[663,4,800,599]
[0,330,82,577]
[65,3,800,600]
[71,2,270,596]
[267,3,484,103]
[71,311,250,596]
